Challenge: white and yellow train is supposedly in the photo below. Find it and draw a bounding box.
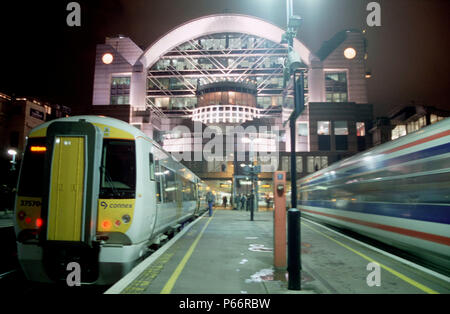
[14,116,207,284]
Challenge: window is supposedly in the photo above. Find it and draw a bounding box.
[325,72,348,102]
[318,121,331,151]
[307,156,328,173]
[110,76,130,105]
[334,121,348,135]
[391,125,407,140]
[356,122,366,136]
[317,121,330,135]
[161,166,177,203]
[100,140,136,198]
[281,156,289,171]
[298,123,308,137]
[18,138,46,197]
[149,153,155,181]
[430,114,444,124]
[296,156,303,173]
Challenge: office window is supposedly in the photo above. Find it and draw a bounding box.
[110,76,130,104]
[356,122,366,136]
[298,123,308,137]
[317,121,330,135]
[334,121,348,135]
[281,156,289,172]
[318,121,331,151]
[325,72,347,102]
[296,156,303,173]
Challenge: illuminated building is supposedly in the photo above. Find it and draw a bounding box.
[90,15,373,201]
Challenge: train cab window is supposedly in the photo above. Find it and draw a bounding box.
[18,138,47,197]
[100,140,136,198]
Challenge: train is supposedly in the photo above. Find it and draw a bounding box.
[298,117,450,275]
[14,115,208,284]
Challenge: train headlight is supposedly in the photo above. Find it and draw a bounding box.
[122,214,131,224]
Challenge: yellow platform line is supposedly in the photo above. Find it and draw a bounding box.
[301,221,438,294]
[160,212,215,294]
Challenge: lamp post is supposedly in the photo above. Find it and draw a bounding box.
[8,149,17,172]
[282,0,307,291]
[242,137,261,215]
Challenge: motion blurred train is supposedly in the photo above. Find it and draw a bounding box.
[298,118,450,275]
[14,116,208,284]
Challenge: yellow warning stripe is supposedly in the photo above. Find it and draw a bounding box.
[301,221,439,294]
[160,212,215,294]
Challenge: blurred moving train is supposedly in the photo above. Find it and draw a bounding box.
[298,118,450,275]
[14,116,208,284]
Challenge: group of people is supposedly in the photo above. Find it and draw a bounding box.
[205,192,255,216]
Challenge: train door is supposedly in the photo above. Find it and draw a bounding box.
[47,136,85,241]
[43,120,102,246]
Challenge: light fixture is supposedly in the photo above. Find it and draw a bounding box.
[365,71,372,79]
[343,47,357,60]
[7,149,17,156]
[102,53,114,64]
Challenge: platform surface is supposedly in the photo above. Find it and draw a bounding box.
[107,209,450,294]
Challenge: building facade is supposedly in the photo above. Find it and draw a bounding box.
[90,14,373,203]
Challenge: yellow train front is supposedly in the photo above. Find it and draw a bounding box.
[14,116,203,284]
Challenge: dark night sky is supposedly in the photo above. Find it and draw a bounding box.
[0,0,448,117]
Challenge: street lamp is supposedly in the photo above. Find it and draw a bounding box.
[8,149,17,171]
[281,0,306,292]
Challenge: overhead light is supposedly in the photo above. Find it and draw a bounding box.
[102,53,114,64]
[7,149,17,156]
[343,47,357,60]
[365,72,372,79]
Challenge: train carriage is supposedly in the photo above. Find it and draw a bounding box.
[298,118,450,275]
[14,116,205,284]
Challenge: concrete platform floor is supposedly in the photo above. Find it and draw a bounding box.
[107,209,450,294]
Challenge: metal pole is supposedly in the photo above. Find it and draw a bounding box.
[250,193,254,221]
[288,208,301,290]
[290,72,297,210]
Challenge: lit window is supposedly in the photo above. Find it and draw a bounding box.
[317,121,330,135]
[391,125,407,140]
[325,72,347,103]
[110,76,130,105]
[356,122,365,136]
[334,121,348,135]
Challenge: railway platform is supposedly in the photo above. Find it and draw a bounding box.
[106,209,450,294]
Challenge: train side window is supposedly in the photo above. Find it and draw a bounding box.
[155,160,162,203]
[149,153,155,181]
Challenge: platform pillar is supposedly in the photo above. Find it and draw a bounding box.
[273,171,287,269]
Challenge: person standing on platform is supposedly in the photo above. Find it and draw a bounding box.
[240,194,246,211]
[223,195,228,208]
[206,191,214,217]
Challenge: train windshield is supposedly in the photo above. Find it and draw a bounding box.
[100,139,136,198]
[18,138,47,197]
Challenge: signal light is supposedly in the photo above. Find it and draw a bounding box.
[36,218,43,228]
[25,217,32,225]
[102,220,112,230]
[30,146,46,152]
